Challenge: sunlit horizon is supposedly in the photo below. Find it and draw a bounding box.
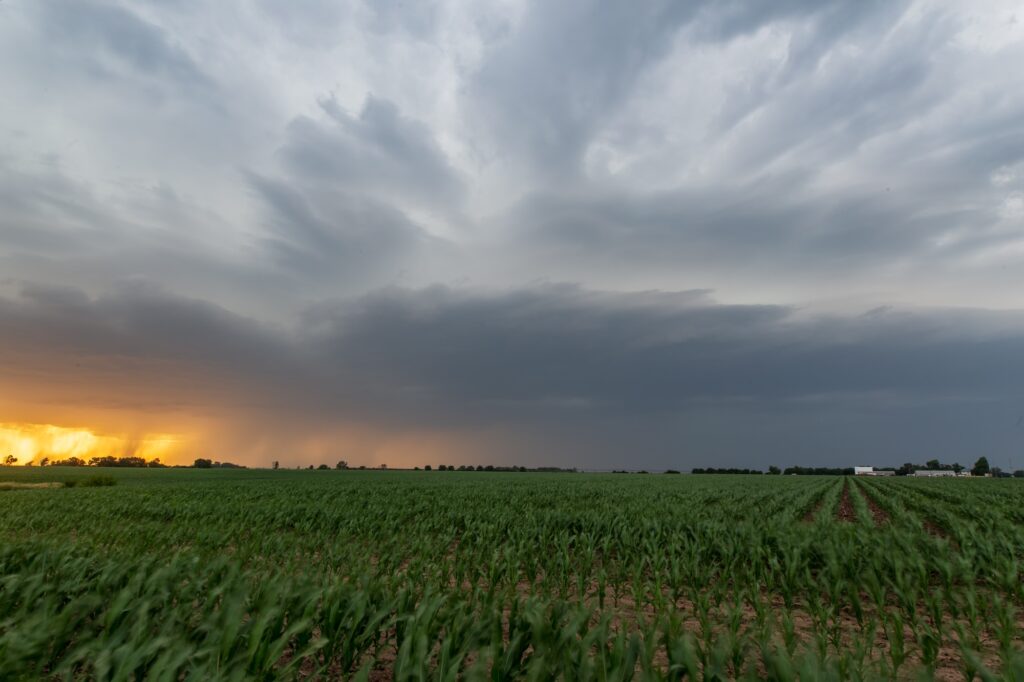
[0,423,184,466]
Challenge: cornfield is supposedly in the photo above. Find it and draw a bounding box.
[1,468,1022,680]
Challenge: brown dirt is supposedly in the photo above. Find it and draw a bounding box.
[802,493,826,522]
[0,481,63,490]
[855,484,890,526]
[836,481,857,523]
[922,518,950,539]
[274,579,1017,681]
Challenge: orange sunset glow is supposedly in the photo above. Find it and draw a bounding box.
[0,423,184,465]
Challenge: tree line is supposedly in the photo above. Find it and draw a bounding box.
[691,457,1023,477]
[4,456,245,469]
[274,461,579,473]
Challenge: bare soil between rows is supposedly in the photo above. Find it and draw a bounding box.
[836,481,857,522]
[855,483,890,526]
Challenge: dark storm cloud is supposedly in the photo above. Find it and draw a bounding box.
[287,96,464,211]
[500,176,997,275]
[247,172,446,284]
[246,95,463,287]
[4,282,1024,466]
[0,158,115,254]
[469,0,893,177]
[0,159,293,318]
[312,285,1024,420]
[35,0,211,92]
[470,1,698,176]
[0,283,292,382]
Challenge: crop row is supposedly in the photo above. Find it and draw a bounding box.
[0,469,1022,679]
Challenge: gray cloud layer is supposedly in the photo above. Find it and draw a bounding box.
[3,283,1024,468]
[1,0,1023,466]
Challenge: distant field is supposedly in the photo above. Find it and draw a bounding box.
[1,469,1022,679]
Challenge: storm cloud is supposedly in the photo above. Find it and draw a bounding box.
[1,0,1023,467]
[3,283,1024,468]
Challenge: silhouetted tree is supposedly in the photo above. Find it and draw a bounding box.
[2,454,15,466]
[424,465,432,471]
[272,460,279,470]
[193,458,213,469]
[972,457,990,477]
[336,460,348,470]
[926,459,941,470]
[768,466,781,475]
[317,464,329,470]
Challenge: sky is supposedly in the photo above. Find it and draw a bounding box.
[2,0,1024,470]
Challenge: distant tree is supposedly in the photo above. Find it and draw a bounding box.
[272,460,279,470]
[40,457,49,467]
[193,458,213,469]
[438,465,447,471]
[335,460,348,470]
[317,464,329,470]
[147,458,167,468]
[972,457,990,477]
[779,466,854,476]
[952,462,964,474]
[664,469,681,474]
[476,465,484,471]
[1014,470,1024,478]
[307,464,314,470]
[697,467,768,475]
[926,459,941,470]
[991,467,1005,478]
[2,454,15,466]
[358,465,366,470]
[768,466,781,475]
[424,465,432,471]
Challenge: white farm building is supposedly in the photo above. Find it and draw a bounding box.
[854,467,894,476]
